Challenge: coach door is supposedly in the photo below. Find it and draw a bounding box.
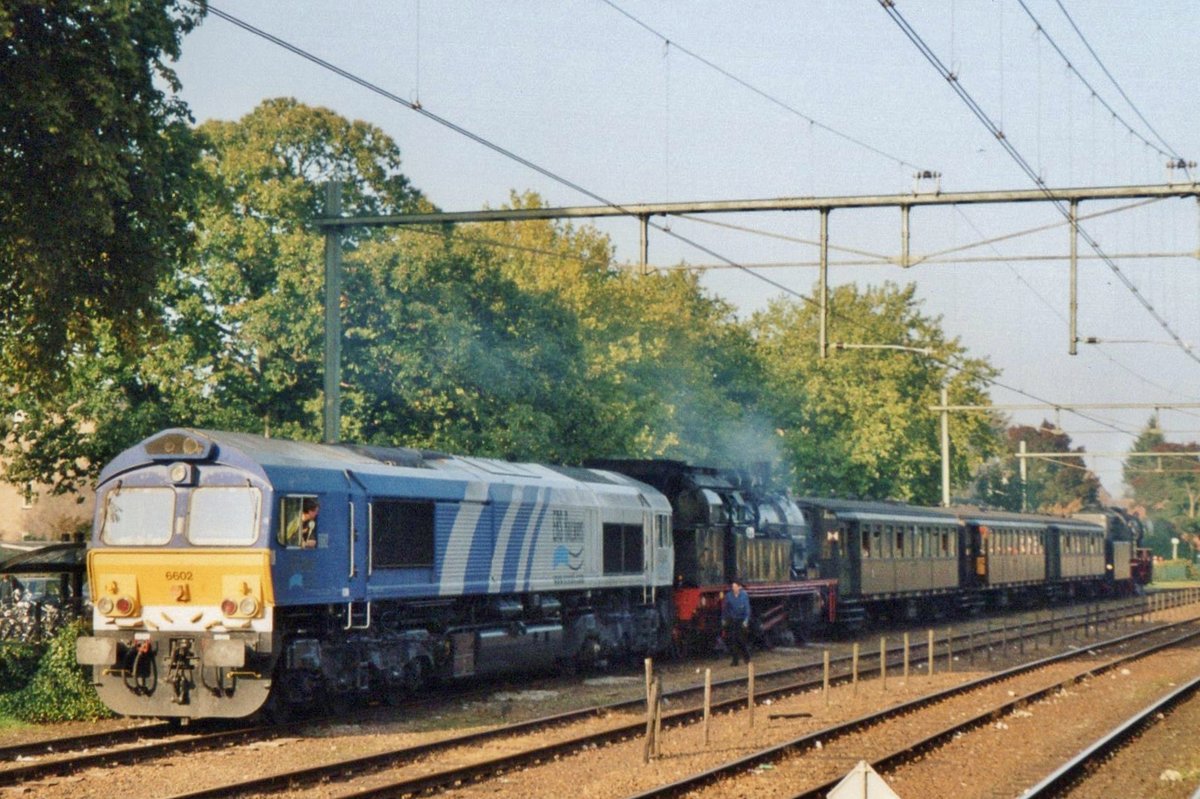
[960,524,987,588]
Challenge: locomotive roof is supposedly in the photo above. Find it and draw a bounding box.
[99,429,668,506]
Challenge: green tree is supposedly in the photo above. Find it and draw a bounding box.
[1,101,614,485]
[0,0,205,390]
[750,282,1002,504]
[336,232,603,462]
[1124,416,1200,549]
[974,423,1101,513]
[473,196,774,466]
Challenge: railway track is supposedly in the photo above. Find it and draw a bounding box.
[1017,667,1200,791]
[1022,672,1200,798]
[3,591,1193,797]
[163,612,1200,798]
[626,621,1200,799]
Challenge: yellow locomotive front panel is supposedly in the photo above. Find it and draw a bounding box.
[78,549,277,718]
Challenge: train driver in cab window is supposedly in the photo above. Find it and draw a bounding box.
[280,496,320,549]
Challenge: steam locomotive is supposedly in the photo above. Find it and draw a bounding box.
[75,429,1140,720]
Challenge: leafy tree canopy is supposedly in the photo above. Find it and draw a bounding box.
[474,198,774,466]
[0,0,206,391]
[1,101,614,486]
[751,282,1002,504]
[1124,415,1200,549]
[973,423,1101,513]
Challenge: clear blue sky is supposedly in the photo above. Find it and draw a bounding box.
[174,1,1200,498]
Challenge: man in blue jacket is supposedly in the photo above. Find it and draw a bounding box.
[721,577,752,666]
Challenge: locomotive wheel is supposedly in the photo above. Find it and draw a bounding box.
[402,659,425,692]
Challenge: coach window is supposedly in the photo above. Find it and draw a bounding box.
[372,500,435,568]
[603,523,644,574]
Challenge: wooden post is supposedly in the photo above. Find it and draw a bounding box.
[703,668,712,746]
[823,650,831,706]
[903,632,910,683]
[748,662,756,728]
[643,678,657,763]
[927,630,935,676]
[644,658,653,715]
[653,676,662,757]
[852,642,860,694]
[879,636,887,691]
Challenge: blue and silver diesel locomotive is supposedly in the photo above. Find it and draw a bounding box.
[75,429,674,719]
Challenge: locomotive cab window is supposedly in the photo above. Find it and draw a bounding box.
[190,486,261,545]
[604,523,644,575]
[372,500,435,569]
[279,495,321,549]
[101,486,175,545]
[656,515,671,548]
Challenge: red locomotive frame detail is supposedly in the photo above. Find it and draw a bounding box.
[672,578,838,653]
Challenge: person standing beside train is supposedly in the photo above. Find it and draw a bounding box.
[721,577,752,666]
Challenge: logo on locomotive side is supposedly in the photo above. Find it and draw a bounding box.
[550,509,584,572]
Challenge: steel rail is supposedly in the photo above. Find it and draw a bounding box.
[1022,672,1200,798]
[0,723,280,787]
[623,622,1200,799]
[4,594,1178,795]
[202,619,1195,799]
[0,721,173,763]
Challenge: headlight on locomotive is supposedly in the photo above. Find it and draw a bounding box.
[220,578,262,619]
[95,594,138,617]
[95,576,139,617]
[220,596,260,618]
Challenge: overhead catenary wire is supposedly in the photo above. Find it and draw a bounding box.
[199,2,1146,453]
[878,0,1200,371]
[598,0,933,175]
[949,204,1198,404]
[1048,0,1189,174]
[1013,0,1180,169]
